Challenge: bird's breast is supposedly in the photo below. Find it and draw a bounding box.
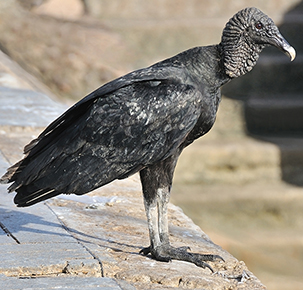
[184,89,220,145]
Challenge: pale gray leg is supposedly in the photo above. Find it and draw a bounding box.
[139,155,224,271]
[144,198,161,250]
[157,187,170,245]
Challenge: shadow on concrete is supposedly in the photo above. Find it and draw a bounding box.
[62,212,146,254]
[0,206,71,242]
[0,203,147,260]
[222,1,303,186]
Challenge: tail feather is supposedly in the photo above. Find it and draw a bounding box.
[0,160,23,185]
[14,185,61,207]
[0,136,41,186]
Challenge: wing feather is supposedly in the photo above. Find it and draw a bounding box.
[1,65,203,206]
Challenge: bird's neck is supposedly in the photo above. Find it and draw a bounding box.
[219,35,265,78]
[186,45,231,89]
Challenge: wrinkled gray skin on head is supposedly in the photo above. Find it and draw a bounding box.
[221,7,296,78]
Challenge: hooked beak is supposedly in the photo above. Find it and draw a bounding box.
[271,32,296,61]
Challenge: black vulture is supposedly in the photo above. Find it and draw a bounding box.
[0,7,296,271]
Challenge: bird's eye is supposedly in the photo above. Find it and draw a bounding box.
[255,22,263,30]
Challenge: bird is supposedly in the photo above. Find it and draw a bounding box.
[0,7,296,272]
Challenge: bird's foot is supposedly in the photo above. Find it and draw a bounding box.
[140,244,224,272]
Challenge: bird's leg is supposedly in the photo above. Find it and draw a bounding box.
[139,156,224,271]
[157,187,170,246]
[144,194,162,253]
[139,165,168,261]
[139,186,171,257]
[139,155,177,261]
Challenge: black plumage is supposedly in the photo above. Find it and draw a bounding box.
[0,7,295,271]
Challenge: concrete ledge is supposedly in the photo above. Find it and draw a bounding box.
[0,275,132,290]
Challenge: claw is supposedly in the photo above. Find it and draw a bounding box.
[178,246,191,252]
[139,246,151,256]
[213,254,225,262]
[199,254,225,263]
[202,262,214,273]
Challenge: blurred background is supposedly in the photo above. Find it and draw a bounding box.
[0,0,302,289]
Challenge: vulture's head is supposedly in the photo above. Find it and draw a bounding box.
[221,7,296,78]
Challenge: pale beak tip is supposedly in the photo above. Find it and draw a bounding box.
[288,46,296,62]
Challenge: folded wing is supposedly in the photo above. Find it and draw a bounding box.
[1,65,203,206]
